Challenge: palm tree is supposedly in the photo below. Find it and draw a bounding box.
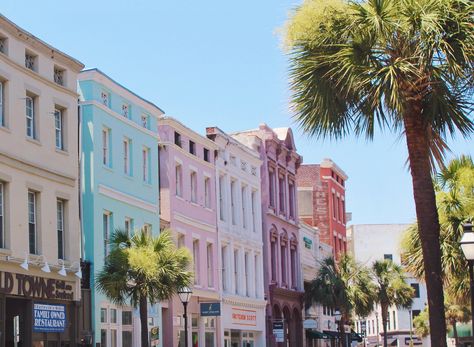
[284,1,474,344]
[372,260,414,347]
[402,156,474,303]
[307,255,375,346]
[96,228,192,347]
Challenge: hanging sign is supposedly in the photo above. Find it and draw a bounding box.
[273,321,284,342]
[33,303,66,332]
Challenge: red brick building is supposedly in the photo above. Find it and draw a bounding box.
[296,159,348,258]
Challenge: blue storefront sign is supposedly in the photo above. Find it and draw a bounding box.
[200,303,221,316]
[33,303,66,332]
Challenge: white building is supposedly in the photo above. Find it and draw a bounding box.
[300,222,337,347]
[347,224,429,347]
[206,126,267,347]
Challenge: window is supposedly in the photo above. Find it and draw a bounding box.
[26,95,35,138]
[392,311,396,330]
[0,81,4,127]
[100,308,107,323]
[241,186,247,229]
[203,148,210,162]
[254,254,259,297]
[384,254,393,261]
[101,91,109,106]
[269,169,275,207]
[193,240,200,285]
[332,192,336,219]
[122,311,133,325]
[234,249,239,294]
[54,108,64,150]
[28,191,37,254]
[122,331,132,346]
[207,243,213,287]
[190,171,197,203]
[54,66,64,86]
[0,37,6,54]
[411,283,420,298]
[174,131,181,147]
[123,138,130,175]
[204,177,211,208]
[177,234,185,248]
[121,104,129,118]
[279,176,285,214]
[412,310,421,327]
[110,308,117,323]
[251,190,257,233]
[336,196,341,221]
[143,223,152,235]
[271,240,277,281]
[57,199,65,259]
[219,175,225,221]
[102,128,110,166]
[141,114,149,129]
[288,181,295,218]
[281,244,287,284]
[0,182,4,248]
[387,311,391,330]
[342,198,346,224]
[244,252,249,296]
[221,246,227,292]
[101,330,107,347]
[189,140,196,155]
[142,147,149,182]
[175,164,183,197]
[111,330,117,347]
[25,52,36,71]
[124,217,133,235]
[231,180,237,225]
[291,248,297,288]
[103,212,111,257]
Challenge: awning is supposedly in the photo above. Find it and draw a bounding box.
[306,330,331,339]
[351,330,363,342]
[323,330,340,339]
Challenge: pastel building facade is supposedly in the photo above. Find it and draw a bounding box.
[347,224,430,347]
[0,15,84,346]
[296,160,348,259]
[233,124,304,347]
[206,127,266,347]
[79,69,162,347]
[158,117,220,347]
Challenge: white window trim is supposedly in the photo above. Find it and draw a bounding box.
[28,190,37,254]
[57,199,65,259]
[54,109,63,150]
[26,96,35,138]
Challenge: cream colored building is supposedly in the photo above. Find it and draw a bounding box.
[0,14,84,346]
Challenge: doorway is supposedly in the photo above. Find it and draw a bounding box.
[5,298,29,347]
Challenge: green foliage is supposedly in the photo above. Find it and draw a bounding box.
[96,228,193,308]
[413,308,430,338]
[402,155,474,303]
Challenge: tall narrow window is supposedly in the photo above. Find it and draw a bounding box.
[28,191,37,254]
[271,240,277,281]
[175,164,183,197]
[177,234,185,248]
[332,192,337,219]
[342,199,346,224]
[221,246,227,291]
[233,249,239,294]
[279,176,285,214]
[204,177,211,208]
[190,171,197,203]
[124,217,133,235]
[143,223,152,235]
[241,186,247,229]
[103,212,111,257]
[25,52,36,71]
[121,104,129,118]
[142,147,149,182]
[101,91,109,106]
[269,169,275,207]
[207,243,213,288]
[290,248,297,288]
[0,81,4,127]
[189,140,196,155]
[219,175,225,221]
[26,96,35,138]
[244,252,249,296]
[288,181,295,219]
[254,255,259,297]
[54,66,64,86]
[102,128,110,166]
[231,180,237,225]
[193,240,200,285]
[392,311,396,330]
[174,132,181,147]
[251,190,257,233]
[141,114,149,129]
[0,182,4,248]
[123,138,130,175]
[203,148,210,162]
[336,196,341,221]
[57,199,65,259]
[54,109,63,150]
[281,244,287,284]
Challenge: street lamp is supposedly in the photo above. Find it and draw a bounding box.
[460,222,474,346]
[178,287,193,347]
[334,310,344,347]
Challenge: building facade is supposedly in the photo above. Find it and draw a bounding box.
[0,15,84,346]
[296,160,348,258]
[233,124,304,347]
[158,117,220,347]
[79,69,162,347]
[347,224,430,347]
[206,127,266,347]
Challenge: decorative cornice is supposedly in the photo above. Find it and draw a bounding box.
[222,295,267,309]
[98,184,158,213]
[160,141,215,170]
[159,116,219,150]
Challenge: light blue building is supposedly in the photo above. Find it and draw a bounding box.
[79,69,163,347]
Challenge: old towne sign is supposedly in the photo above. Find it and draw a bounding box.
[33,303,67,333]
[0,271,74,300]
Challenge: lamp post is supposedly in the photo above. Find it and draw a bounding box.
[334,310,344,347]
[178,287,193,347]
[460,222,474,346]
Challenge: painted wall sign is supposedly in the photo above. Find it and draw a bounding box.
[303,237,313,249]
[33,303,66,332]
[272,321,284,342]
[231,308,257,327]
[0,271,74,300]
[200,302,221,316]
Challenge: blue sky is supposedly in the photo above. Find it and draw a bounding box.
[3,0,472,225]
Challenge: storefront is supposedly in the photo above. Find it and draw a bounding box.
[221,299,266,347]
[0,266,80,346]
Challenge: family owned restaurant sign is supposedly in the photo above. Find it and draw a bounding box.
[33,303,67,333]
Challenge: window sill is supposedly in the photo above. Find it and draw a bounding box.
[55,148,69,156]
[123,173,134,180]
[142,181,152,188]
[0,126,11,134]
[26,137,41,146]
[0,248,12,256]
[102,165,113,172]
[190,201,200,207]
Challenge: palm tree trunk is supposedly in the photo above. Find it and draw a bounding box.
[452,320,459,347]
[403,107,447,347]
[140,294,149,347]
[382,305,388,347]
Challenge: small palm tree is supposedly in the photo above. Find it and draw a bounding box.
[372,260,414,347]
[307,255,375,347]
[96,228,192,347]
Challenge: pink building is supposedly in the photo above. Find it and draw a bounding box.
[233,124,304,347]
[158,116,220,347]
